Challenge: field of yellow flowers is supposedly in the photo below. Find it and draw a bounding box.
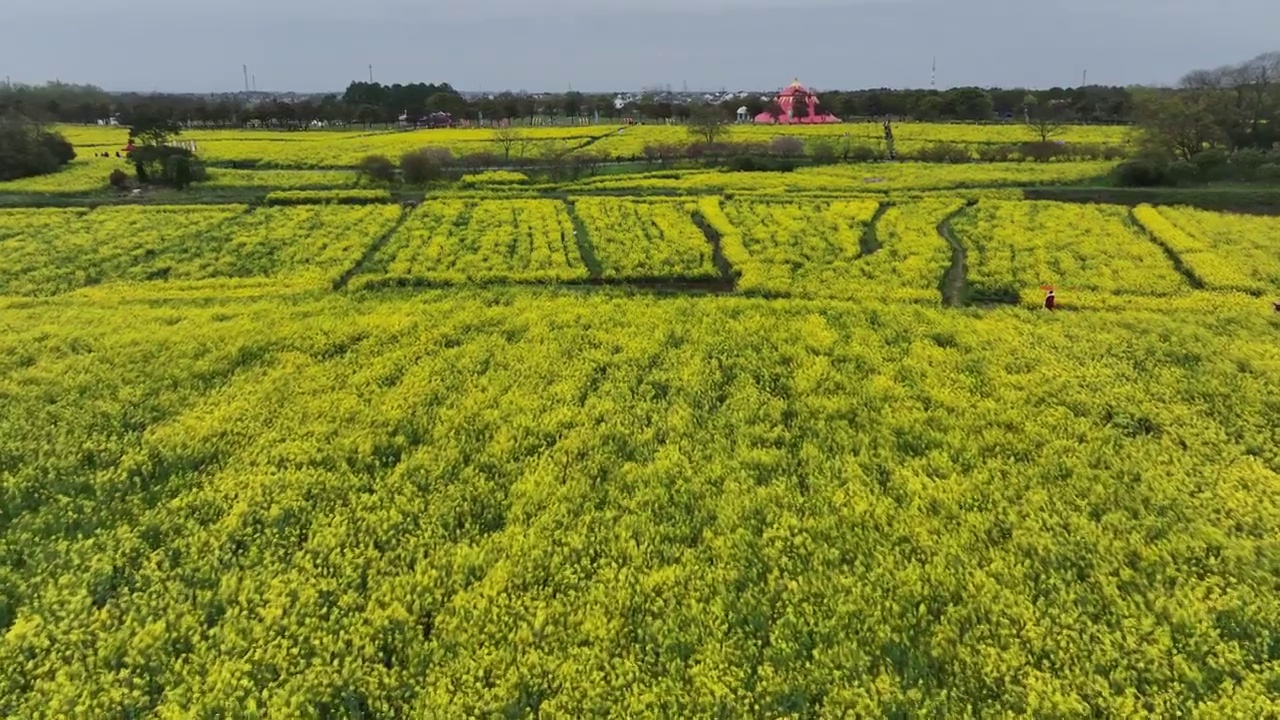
[5,140,1280,716]
[1,197,1275,305]
[1,286,1278,716]
[952,200,1192,301]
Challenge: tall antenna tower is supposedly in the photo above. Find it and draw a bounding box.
[931,57,937,90]
[368,65,374,83]
[1082,69,1088,87]
[243,65,250,92]
[252,75,257,92]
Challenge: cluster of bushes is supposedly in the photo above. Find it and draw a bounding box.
[264,189,393,205]
[0,116,76,182]
[127,145,206,190]
[1113,148,1280,187]
[357,148,485,186]
[359,145,610,185]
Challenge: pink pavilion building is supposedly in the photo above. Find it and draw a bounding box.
[754,79,841,125]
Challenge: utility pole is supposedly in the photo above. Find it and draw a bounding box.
[931,56,937,90]
[368,65,374,83]
[1082,69,1088,87]
[252,75,257,92]
[243,65,249,92]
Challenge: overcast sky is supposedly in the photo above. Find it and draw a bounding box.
[3,0,1275,93]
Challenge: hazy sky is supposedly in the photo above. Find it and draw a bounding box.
[3,0,1276,92]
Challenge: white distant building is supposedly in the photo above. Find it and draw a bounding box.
[736,106,750,123]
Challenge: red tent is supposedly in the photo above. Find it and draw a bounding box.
[755,80,841,125]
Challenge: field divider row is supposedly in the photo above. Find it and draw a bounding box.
[690,209,738,292]
[1128,207,1206,291]
[333,205,411,291]
[938,200,977,307]
[860,203,890,256]
[563,200,604,279]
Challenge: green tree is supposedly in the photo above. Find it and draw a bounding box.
[0,115,76,181]
[1133,88,1224,161]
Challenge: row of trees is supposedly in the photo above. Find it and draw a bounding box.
[1120,51,1280,186]
[0,81,1138,131]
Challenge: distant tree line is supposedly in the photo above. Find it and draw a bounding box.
[0,80,1139,130]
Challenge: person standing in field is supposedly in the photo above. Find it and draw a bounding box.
[1044,289,1056,311]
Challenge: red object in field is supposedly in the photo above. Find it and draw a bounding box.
[754,79,841,124]
[1044,291,1057,311]
[124,142,136,153]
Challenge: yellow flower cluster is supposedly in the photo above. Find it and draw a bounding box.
[205,169,358,189]
[588,123,1132,159]
[59,125,612,168]
[0,205,409,295]
[0,158,131,194]
[355,199,587,287]
[577,161,1114,194]
[1133,204,1280,295]
[572,197,719,280]
[185,205,403,285]
[0,205,246,295]
[264,189,392,205]
[702,196,965,302]
[714,198,878,295]
[953,200,1190,300]
[2,288,1279,716]
[459,171,530,186]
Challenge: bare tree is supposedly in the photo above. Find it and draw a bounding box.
[686,103,728,145]
[493,126,524,164]
[1024,94,1068,143]
[538,139,573,180]
[516,132,538,161]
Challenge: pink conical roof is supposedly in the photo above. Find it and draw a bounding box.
[778,79,810,97]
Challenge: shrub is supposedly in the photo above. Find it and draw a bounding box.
[357,154,396,183]
[462,151,499,170]
[130,145,204,188]
[976,144,1018,162]
[1232,148,1275,173]
[40,133,77,166]
[1020,141,1069,163]
[810,139,837,165]
[1191,149,1230,180]
[845,144,882,163]
[0,117,76,181]
[1165,160,1201,186]
[401,147,452,185]
[1112,159,1167,187]
[769,136,805,158]
[1256,163,1280,182]
[167,155,193,190]
[726,156,796,173]
[108,169,130,190]
[910,143,972,163]
[1101,145,1129,161]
